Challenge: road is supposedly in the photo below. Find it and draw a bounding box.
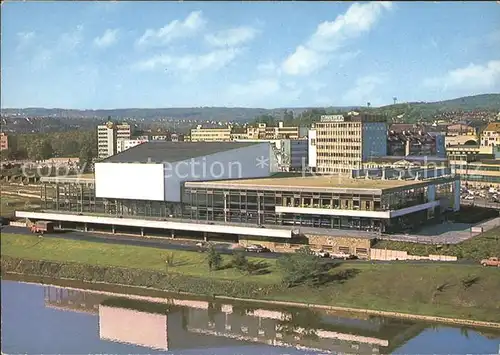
[461,198,500,210]
[0,226,477,265]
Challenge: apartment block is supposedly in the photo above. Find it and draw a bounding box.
[314,114,387,174]
[190,122,302,142]
[116,138,149,154]
[97,122,131,160]
[244,122,300,140]
[387,131,446,158]
[190,126,232,142]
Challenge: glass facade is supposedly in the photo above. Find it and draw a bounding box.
[40,177,458,234]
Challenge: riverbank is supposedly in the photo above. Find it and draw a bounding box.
[2,233,500,323]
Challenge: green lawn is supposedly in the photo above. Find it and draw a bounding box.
[2,232,500,322]
[0,233,281,283]
[373,227,500,261]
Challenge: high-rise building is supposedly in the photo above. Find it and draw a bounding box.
[97,122,131,160]
[314,113,387,174]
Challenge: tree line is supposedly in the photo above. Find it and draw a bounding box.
[0,130,97,168]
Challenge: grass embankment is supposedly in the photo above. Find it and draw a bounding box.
[374,227,500,261]
[0,195,40,218]
[1,182,42,218]
[1,233,500,322]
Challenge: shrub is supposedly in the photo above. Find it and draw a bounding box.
[206,244,222,271]
[231,252,248,272]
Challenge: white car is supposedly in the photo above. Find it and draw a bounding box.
[464,195,475,200]
[314,249,330,258]
[245,244,269,253]
[331,252,352,260]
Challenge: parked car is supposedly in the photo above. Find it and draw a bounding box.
[196,241,209,252]
[245,244,269,253]
[0,217,9,226]
[314,249,330,258]
[331,252,354,260]
[480,257,500,267]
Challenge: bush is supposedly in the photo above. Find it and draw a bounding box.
[206,244,222,271]
[231,252,248,272]
[277,249,325,287]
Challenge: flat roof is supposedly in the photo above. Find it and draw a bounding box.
[185,175,447,193]
[40,174,95,183]
[100,141,260,164]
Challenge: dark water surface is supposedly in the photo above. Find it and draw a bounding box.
[1,280,499,354]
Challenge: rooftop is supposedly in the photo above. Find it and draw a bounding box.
[186,175,434,192]
[100,141,260,164]
[483,122,500,132]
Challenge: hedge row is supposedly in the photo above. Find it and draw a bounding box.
[1,256,284,298]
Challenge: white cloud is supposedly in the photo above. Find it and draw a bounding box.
[342,75,385,105]
[16,31,35,50]
[136,11,206,47]
[94,29,119,48]
[58,25,84,52]
[423,60,500,91]
[205,26,259,47]
[135,48,241,74]
[282,2,392,76]
[282,45,329,76]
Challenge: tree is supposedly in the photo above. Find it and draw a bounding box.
[206,244,222,271]
[79,144,94,173]
[277,246,324,287]
[231,251,248,272]
[40,139,54,160]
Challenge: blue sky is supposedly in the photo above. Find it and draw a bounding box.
[1,1,499,109]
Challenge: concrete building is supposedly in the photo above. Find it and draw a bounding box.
[116,138,149,154]
[0,132,9,151]
[308,129,317,171]
[17,141,459,256]
[190,126,232,142]
[314,113,387,174]
[234,138,308,171]
[97,122,131,160]
[452,159,500,189]
[480,122,500,147]
[387,131,446,158]
[243,122,300,140]
[447,144,500,188]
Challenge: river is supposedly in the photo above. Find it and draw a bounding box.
[1,279,499,354]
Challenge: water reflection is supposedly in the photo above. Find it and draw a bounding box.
[43,284,420,354]
[2,280,499,354]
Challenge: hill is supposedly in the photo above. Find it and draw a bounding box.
[372,94,500,122]
[1,94,499,123]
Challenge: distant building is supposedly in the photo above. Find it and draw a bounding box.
[97,122,131,160]
[314,113,387,174]
[243,122,300,140]
[234,138,308,171]
[446,123,476,136]
[0,132,8,151]
[387,131,446,158]
[190,126,232,142]
[190,122,302,142]
[116,138,149,154]
[480,122,500,147]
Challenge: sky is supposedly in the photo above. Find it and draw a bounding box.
[1,1,500,109]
